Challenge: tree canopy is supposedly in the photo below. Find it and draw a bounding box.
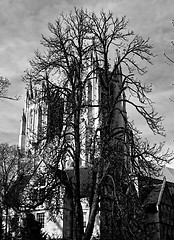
[0,76,19,100]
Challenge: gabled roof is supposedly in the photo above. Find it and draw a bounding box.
[144,184,162,206]
[151,166,174,203]
[143,177,168,213]
[157,166,174,183]
[51,167,92,198]
[162,167,174,183]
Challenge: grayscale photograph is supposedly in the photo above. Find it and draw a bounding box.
[0,1,174,239]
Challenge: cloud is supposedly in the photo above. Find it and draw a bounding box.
[0,98,22,144]
[0,0,174,162]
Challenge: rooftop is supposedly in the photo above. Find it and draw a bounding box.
[158,166,174,183]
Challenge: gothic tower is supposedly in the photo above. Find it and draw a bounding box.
[18,81,46,152]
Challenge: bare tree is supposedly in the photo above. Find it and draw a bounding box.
[0,143,34,239]
[0,77,10,99]
[0,76,19,100]
[22,9,173,240]
[0,143,21,239]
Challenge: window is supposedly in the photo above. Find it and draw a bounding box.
[31,178,46,202]
[38,187,45,201]
[39,178,46,187]
[83,212,87,229]
[31,188,38,202]
[37,212,45,228]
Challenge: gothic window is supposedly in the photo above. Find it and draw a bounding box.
[30,109,33,131]
[36,212,45,228]
[37,105,42,140]
[83,212,87,229]
[38,187,45,201]
[31,188,38,202]
[41,178,46,186]
[70,161,74,168]
[88,81,92,122]
[88,82,92,103]
[31,178,46,202]
[47,90,64,141]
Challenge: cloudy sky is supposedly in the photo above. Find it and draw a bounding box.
[0,0,174,163]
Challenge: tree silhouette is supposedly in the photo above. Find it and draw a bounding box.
[21,213,46,240]
[21,9,173,240]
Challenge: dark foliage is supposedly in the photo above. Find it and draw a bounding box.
[21,213,46,240]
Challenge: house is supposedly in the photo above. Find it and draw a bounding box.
[140,168,174,240]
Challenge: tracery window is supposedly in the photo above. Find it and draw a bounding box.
[37,212,45,228]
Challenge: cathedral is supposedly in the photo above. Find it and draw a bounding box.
[10,51,174,240]
[18,59,128,239]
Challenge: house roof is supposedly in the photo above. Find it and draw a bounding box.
[144,184,162,206]
[143,177,167,212]
[157,166,174,183]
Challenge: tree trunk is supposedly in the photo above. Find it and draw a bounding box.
[73,107,84,240]
[83,180,99,240]
[5,207,8,240]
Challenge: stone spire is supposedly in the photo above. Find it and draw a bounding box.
[18,109,26,151]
